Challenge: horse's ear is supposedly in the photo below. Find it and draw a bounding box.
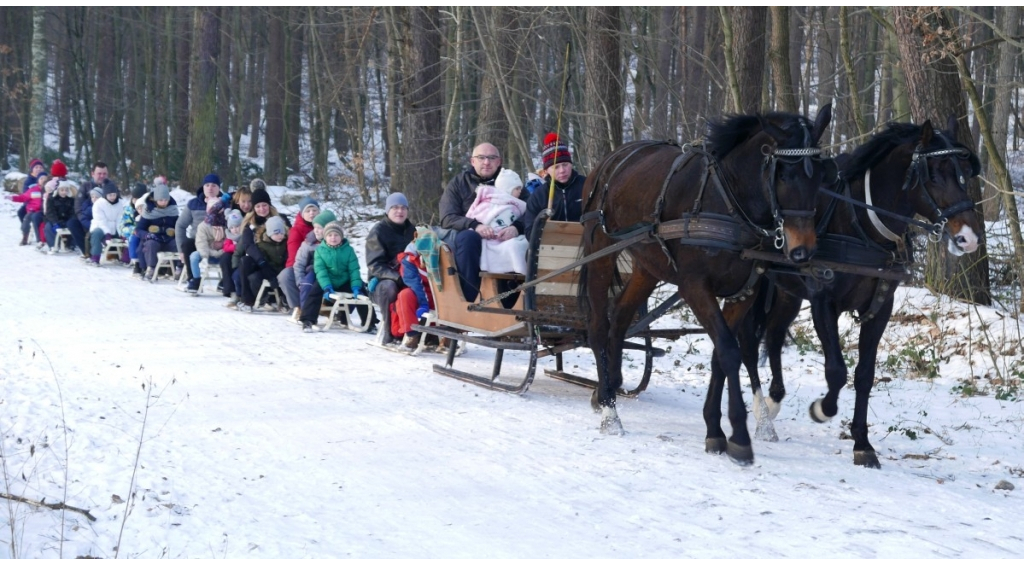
[811,103,832,144]
[946,114,959,139]
[759,117,788,144]
[920,120,934,147]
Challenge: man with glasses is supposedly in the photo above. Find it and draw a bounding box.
[439,143,525,302]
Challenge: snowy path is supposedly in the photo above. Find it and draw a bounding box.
[0,211,1021,558]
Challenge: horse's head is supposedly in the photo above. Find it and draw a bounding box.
[755,103,833,263]
[906,117,982,256]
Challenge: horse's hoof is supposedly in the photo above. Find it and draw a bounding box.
[854,449,881,469]
[705,437,727,454]
[727,441,755,466]
[754,417,779,443]
[599,406,625,435]
[808,399,832,423]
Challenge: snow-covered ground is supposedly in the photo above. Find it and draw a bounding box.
[1,196,1022,558]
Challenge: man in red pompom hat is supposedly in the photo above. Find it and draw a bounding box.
[440,141,526,302]
[522,132,586,240]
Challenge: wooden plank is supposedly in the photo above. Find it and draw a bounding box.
[542,221,584,236]
[533,270,581,285]
[536,245,583,258]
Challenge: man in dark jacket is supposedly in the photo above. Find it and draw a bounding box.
[366,193,415,345]
[439,143,524,302]
[69,162,118,257]
[178,173,228,285]
[523,132,586,240]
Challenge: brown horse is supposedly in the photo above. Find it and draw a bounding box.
[579,105,832,465]
[734,118,982,468]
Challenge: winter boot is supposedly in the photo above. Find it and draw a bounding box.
[90,255,101,266]
[186,278,200,294]
[19,232,29,246]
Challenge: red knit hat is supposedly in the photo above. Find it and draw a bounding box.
[50,159,68,178]
[541,132,572,169]
[29,158,44,171]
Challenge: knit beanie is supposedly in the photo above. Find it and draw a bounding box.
[205,206,227,227]
[153,176,168,187]
[298,196,320,215]
[323,221,344,240]
[50,160,68,178]
[251,188,271,207]
[313,210,337,228]
[89,187,103,199]
[153,183,171,201]
[131,183,148,200]
[29,158,44,171]
[541,132,572,169]
[265,215,287,238]
[202,173,221,186]
[494,169,523,195]
[250,179,267,192]
[226,209,244,229]
[102,184,119,198]
[385,192,409,212]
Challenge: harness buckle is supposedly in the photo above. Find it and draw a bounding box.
[773,219,785,250]
[928,218,947,243]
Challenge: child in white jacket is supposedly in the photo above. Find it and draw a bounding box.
[88,185,123,265]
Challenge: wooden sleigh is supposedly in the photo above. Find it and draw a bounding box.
[415,212,704,395]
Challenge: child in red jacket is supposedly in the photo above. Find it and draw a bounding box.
[7,174,47,245]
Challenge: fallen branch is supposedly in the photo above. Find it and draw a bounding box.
[0,492,97,522]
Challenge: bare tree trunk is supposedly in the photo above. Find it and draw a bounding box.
[892,6,990,305]
[95,8,117,166]
[173,7,192,175]
[818,7,839,146]
[989,6,1020,221]
[652,6,674,139]
[840,7,868,137]
[582,6,623,169]
[183,7,221,189]
[247,12,264,160]
[28,6,46,160]
[285,7,302,175]
[215,11,231,175]
[769,7,796,113]
[399,7,443,222]
[264,8,285,184]
[733,7,767,114]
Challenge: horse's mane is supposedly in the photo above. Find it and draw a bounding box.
[843,122,981,182]
[706,112,813,159]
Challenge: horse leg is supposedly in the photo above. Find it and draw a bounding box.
[808,294,846,423]
[849,297,895,468]
[727,294,780,442]
[762,290,803,420]
[599,269,659,434]
[691,291,754,465]
[584,253,625,434]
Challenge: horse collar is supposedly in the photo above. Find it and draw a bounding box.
[863,168,903,245]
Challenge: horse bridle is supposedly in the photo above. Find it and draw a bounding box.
[761,145,825,249]
[901,137,976,242]
[820,135,978,245]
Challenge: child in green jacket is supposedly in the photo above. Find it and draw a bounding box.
[301,221,367,331]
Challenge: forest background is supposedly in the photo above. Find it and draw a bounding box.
[1,6,1023,308]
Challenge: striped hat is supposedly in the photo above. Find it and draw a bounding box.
[541,132,572,169]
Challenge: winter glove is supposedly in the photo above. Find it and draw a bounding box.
[351,286,361,298]
[221,192,232,203]
[367,277,379,293]
[322,284,334,296]
[416,306,430,319]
